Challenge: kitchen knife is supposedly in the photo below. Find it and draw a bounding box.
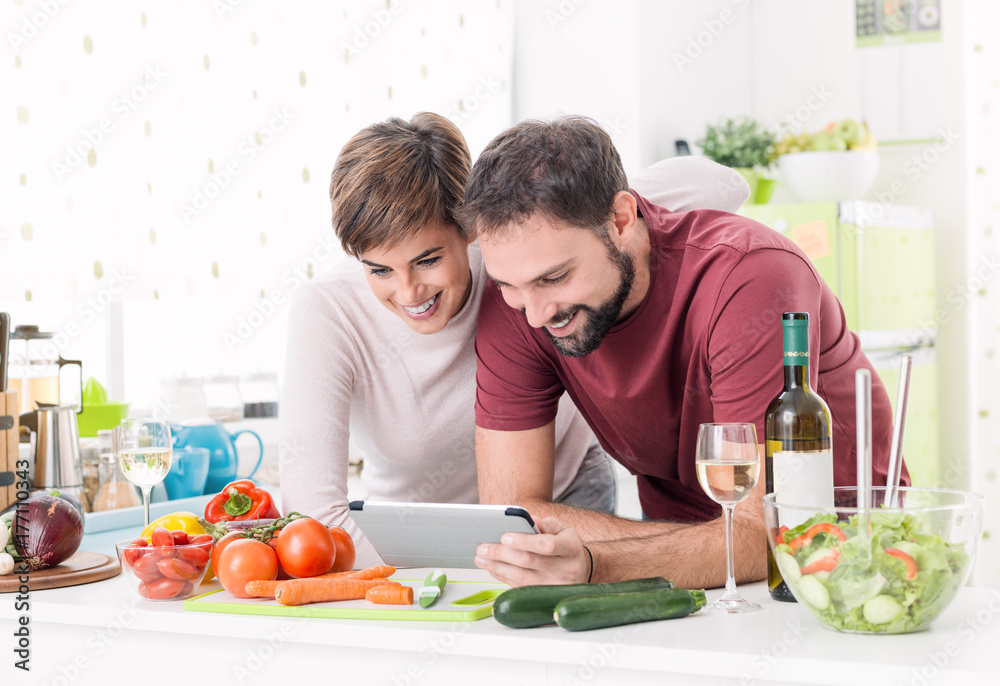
[0,312,9,392]
[417,569,447,608]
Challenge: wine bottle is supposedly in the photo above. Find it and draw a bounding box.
[764,312,834,602]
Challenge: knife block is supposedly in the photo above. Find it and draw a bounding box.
[0,390,19,510]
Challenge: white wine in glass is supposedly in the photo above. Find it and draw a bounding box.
[695,422,762,614]
[117,419,172,527]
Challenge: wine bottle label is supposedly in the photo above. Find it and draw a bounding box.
[773,449,835,526]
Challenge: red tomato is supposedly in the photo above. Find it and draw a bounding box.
[170,530,190,545]
[210,532,244,574]
[275,518,335,578]
[157,556,199,581]
[327,526,356,573]
[150,527,174,547]
[141,577,186,600]
[189,534,214,545]
[132,554,163,583]
[216,538,279,599]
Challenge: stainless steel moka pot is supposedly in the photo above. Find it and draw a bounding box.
[20,402,89,510]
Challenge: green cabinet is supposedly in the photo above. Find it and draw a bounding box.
[739,202,939,486]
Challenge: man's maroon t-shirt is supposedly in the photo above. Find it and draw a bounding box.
[474,192,907,522]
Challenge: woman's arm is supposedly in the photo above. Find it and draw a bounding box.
[629,156,750,212]
[278,284,382,568]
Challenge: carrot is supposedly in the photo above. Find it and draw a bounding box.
[244,580,283,598]
[366,585,413,605]
[274,578,399,606]
[348,565,396,580]
[315,565,396,581]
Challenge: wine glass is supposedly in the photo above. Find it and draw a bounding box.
[116,418,173,527]
[695,422,762,614]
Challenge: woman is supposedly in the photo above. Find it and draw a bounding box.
[280,113,749,567]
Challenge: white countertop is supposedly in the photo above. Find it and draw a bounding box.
[2,532,999,686]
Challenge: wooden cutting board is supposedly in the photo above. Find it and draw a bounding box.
[0,551,120,592]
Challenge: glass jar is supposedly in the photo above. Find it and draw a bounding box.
[156,377,208,423]
[240,373,279,418]
[92,451,141,512]
[79,437,101,512]
[203,375,243,423]
[8,324,83,413]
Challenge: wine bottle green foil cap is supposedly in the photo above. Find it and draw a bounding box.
[782,312,809,365]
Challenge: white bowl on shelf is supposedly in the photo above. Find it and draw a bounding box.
[777,151,880,202]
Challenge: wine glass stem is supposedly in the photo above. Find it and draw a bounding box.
[720,503,739,600]
[141,486,152,528]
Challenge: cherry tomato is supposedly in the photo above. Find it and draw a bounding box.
[170,530,190,545]
[189,534,214,545]
[157,556,200,581]
[327,526,356,573]
[216,538,279,599]
[275,518,335,578]
[150,527,174,547]
[123,538,148,567]
[132,554,164,583]
[141,577,186,600]
[176,545,210,569]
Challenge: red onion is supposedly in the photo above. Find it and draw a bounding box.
[13,493,84,570]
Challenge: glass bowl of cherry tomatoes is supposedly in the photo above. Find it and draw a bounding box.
[116,527,215,601]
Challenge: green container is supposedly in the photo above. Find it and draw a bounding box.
[734,168,777,205]
[77,377,129,437]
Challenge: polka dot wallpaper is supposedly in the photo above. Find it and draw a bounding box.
[968,1,1000,586]
[3,0,514,386]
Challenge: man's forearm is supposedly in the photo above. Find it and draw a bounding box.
[519,496,685,541]
[590,508,767,588]
[519,496,767,589]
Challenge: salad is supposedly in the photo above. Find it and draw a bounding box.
[772,511,970,634]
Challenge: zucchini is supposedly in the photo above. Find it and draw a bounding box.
[493,577,674,629]
[554,587,707,632]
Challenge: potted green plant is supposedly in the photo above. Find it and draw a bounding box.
[696,117,777,204]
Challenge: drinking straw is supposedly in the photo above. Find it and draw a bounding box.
[884,354,913,508]
[856,369,872,559]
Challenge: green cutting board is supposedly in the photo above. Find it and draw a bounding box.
[183,577,508,621]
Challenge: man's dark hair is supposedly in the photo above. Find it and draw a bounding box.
[457,116,629,242]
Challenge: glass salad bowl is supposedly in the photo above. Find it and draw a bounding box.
[762,487,983,634]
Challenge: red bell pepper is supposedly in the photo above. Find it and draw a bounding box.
[204,479,280,522]
[800,548,840,574]
[787,522,847,552]
[884,548,919,580]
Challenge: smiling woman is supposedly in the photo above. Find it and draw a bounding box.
[359,220,475,336]
[278,112,752,568]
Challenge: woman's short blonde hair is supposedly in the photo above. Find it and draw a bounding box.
[330,112,472,258]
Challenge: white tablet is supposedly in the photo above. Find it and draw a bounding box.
[348,500,538,568]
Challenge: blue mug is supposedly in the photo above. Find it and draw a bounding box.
[171,422,264,495]
[162,446,211,500]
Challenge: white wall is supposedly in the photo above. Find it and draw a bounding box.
[3,0,515,408]
[512,0,642,171]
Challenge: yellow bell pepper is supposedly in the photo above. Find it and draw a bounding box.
[139,511,206,540]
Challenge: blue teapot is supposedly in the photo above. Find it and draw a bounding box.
[171,420,264,494]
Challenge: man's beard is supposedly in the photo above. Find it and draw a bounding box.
[543,246,636,358]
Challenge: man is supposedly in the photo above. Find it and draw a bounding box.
[459,116,905,589]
